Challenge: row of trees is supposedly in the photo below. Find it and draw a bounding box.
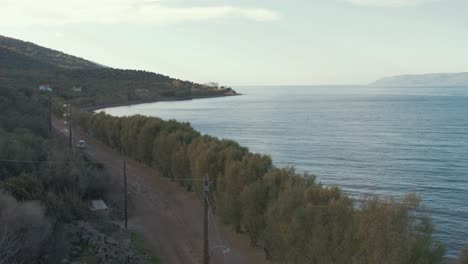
[76,111,467,263]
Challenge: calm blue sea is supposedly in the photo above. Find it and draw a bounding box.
[103,86,468,257]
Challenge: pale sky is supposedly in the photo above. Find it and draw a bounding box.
[1,0,467,85]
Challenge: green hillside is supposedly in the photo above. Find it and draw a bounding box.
[0,35,237,107]
[0,35,103,69]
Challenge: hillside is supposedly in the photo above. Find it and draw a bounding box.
[0,47,55,70]
[372,72,468,86]
[0,35,237,107]
[0,35,238,264]
[0,35,103,69]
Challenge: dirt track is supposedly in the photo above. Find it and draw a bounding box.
[52,116,267,264]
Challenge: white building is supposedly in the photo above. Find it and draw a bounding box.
[71,86,82,92]
[38,84,53,92]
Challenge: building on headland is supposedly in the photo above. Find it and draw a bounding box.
[71,86,82,92]
[204,82,220,89]
[38,84,53,92]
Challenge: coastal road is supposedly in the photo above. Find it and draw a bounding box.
[52,116,267,264]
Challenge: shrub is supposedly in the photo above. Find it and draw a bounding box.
[0,191,52,263]
[3,173,44,201]
[458,246,468,264]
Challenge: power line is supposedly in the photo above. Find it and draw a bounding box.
[0,159,106,165]
[169,178,205,182]
[0,158,432,210]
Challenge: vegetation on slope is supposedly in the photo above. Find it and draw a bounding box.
[0,34,232,263]
[0,35,237,108]
[0,84,111,263]
[0,35,103,69]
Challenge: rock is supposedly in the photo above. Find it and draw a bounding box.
[61,221,141,264]
[105,237,118,245]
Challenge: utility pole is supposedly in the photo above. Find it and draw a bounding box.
[124,160,128,229]
[68,104,72,149]
[203,175,210,264]
[63,103,72,149]
[48,95,52,135]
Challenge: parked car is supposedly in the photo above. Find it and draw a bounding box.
[77,139,86,149]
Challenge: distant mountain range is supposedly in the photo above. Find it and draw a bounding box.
[372,72,468,86]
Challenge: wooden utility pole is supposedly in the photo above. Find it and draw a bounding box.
[68,105,72,149]
[124,160,128,229]
[48,95,52,135]
[203,175,210,264]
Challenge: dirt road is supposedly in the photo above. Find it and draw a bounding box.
[52,116,267,264]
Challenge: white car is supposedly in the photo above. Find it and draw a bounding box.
[77,140,86,149]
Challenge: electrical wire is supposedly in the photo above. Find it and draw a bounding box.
[0,159,105,165]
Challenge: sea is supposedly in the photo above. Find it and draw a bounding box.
[102,85,468,257]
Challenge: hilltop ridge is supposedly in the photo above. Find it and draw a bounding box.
[0,35,104,69]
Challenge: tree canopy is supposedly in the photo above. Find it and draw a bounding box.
[75,110,459,263]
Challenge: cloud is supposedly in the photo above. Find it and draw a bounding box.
[0,0,280,26]
[343,0,440,7]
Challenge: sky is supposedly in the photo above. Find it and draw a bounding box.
[1,0,468,85]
